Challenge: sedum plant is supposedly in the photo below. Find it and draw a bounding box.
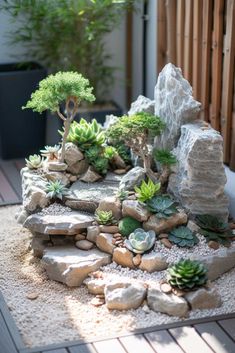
[146,195,178,218]
[118,216,141,237]
[168,226,199,248]
[25,154,44,169]
[167,259,208,291]
[40,145,60,160]
[45,180,68,200]
[124,228,156,254]
[134,178,161,203]
[95,210,117,225]
[23,71,95,163]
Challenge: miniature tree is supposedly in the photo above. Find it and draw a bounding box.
[107,112,165,181]
[23,71,95,163]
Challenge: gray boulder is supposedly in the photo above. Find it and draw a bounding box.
[119,167,145,191]
[128,95,155,116]
[185,286,221,310]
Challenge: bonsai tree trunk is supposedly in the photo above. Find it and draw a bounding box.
[159,165,171,185]
[60,118,71,163]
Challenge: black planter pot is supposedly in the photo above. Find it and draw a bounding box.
[0,62,47,159]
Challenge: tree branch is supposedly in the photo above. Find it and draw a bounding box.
[57,110,66,121]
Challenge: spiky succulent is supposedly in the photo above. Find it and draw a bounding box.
[40,145,60,160]
[85,145,101,161]
[168,226,199,247]
[124,228,156,254]
[134,179,161,203]
[95,210,117,225]
[118,216,141,237]
[25,154,44,169]
[153,149,177,166]
[195,214,233,246]
[104,146,117,160]
[167,259,208,291]
[146,195,178,218]
[45,180,68,200]
[92,157,109,175]
[116,189,128,201]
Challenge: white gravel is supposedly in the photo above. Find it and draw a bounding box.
[38,203,72,216]
[0,205,235,349]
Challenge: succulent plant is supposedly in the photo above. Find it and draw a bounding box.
[134,178,161,203]
[167,259,208,291]
[146,195,178,218]
[92,157,109,175]
[195,214,233,246]
[45,180,69,200]
[153,149,177,166]
[95,210,117,225]
[40,144,60,160]
[115,143,131,164]
[104,145,117,160]
[168,226,199,247]
[25,154,44,169]
[124,228,156,254]
[116,189,128,201]
[118,216,142,237]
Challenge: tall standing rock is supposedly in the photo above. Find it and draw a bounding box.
[168,123,229,219]
[154,63,201,150]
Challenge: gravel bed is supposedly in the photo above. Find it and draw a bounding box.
[0,205,234,349]
[38,203,72,216]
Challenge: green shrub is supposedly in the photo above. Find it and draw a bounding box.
[134,179,161,203]
[118,216,141,237]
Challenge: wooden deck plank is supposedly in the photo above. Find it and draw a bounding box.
[93,338,127,353]
[68,343,96,353]
[0,167,19,202]
[119,334,155,353]
[0,160,22,199]
[218,318,235,341]
[144,330,184,353]
[169,326,214,353]
[195,322,235,353]
[0,310,18,353]
[14,159,25,172]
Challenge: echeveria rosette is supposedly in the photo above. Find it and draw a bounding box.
[168,226,199,248]
[124,228,156,254]
[146,195,178,219]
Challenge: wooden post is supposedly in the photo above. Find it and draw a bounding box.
[157,0,167,73]
[166,0,177,64]
[126,11,133,108]
[176,0,185,71]
[184,0,193,84]
[192,0,203,101]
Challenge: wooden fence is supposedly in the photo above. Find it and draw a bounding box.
[157,0,235,170]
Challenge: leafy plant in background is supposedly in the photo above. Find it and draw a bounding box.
[168,226,199,248]
[107,112,165,180]
[40,145,60,160]
[134,178,161,203]
[153,149,177,184]
[118,216,141,237]
[25,154,44,169]
[146,195,178,218]
[0,0,136,100]
[23,71,95,163]
[195,214,233,246]
[95,210,117,225]
[124,228,156,254]
[167,259,208,291]
[45,180,68,200]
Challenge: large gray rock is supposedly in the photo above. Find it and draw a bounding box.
[24,210,94,235]
[168,123,229,218]
[139,252,168,272]
[122,200,150,222]
[185,286,221,310]
[147,285,189,317]
[128,95,155,116]
[42,246,111,287]
[119,167,145,191]
[154,63,201,150]
[105,281,146,310]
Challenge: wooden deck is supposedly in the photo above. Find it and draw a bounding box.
[0,291,235,353]
[0,159,24,206]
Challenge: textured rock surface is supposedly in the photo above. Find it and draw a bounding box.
[80,167,102,183]
[105,281,146,310]
[84,277,106,295]
[67,159,89,175]
[44,171,70,186]
[63,142,84,166]
[42,246,111,287]
[139,252,168,272]
[75,240,93,250]
[119,167,146,191]
[122,200,150,222]
[168,123,229,218]
[87,226,100,243]
[99,225,119,234]
[148,285,189,317]
[154,63,201,150]
[96,233,115,254]
[128,95,155,116]
[24,211,94,235]
[112,247,135,268]
[143,211,187,234]
[97,196,122,220]
[185,286,221,310]
[47,161,67,171]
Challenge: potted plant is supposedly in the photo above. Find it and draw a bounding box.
[0,0,136,125]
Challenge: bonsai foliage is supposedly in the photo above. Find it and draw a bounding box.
[167,259,208,291]
[153,149,177,184]
[45,180,68,200]
[95,210,117,225]
[107,112,165,180]
[25,154,44,169]
[168,226,199,248]
[146,195,178,219]
[124,228,156,254]
[195,214,233,246]
[40,145,60,161]
[23,72,95,163]
[134,178,161,203]
[118,216,141,237]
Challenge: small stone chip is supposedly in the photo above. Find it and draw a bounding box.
[160,282,172,294]
[208,240,220,250]
[133,254,141,266]
[160,238,172,249]
[26,292,39,300]
[90,297,105,307]
[158,233,168,239]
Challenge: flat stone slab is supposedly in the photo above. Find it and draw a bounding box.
[42,246,111,287]
[24,211,94,235]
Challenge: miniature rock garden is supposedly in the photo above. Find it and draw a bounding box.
[16,65,235,319]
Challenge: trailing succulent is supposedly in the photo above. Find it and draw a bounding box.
[146,195,178,218]
[167,259,208,291]
[45,180,68,200]
[168,226,199,248]
[195,214,233,246]
[95,210,117,225]
[134,178,161,203]
[40,145,60,160]
[25,154,44,169]
[124,228,156,254]
[118,216,141,237]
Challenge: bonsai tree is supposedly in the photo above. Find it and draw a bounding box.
[107,112,165,181]
[23,71,95,163]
